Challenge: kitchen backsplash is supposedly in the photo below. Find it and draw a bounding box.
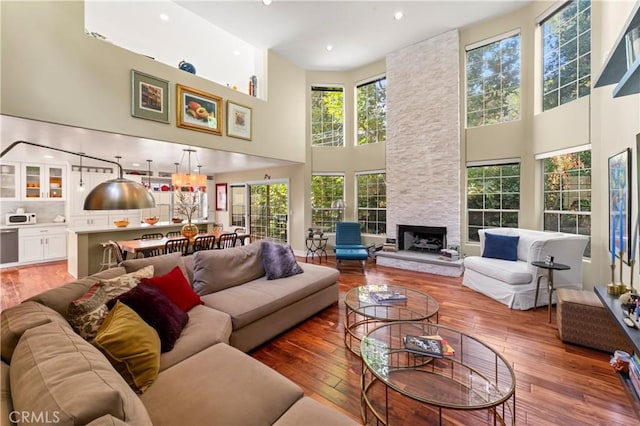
[2,201,65,224]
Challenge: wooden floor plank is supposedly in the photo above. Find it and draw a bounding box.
[1,258,637,425]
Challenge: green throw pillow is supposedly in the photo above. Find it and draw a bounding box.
[92,301,160,394]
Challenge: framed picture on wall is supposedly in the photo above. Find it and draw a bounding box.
[609,148,632,263]
[226,101,252,140]
[216,183,227,211]
[131,70,169,123]
[176,84,222,135]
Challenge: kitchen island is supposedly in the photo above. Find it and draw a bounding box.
[67,220,216,278]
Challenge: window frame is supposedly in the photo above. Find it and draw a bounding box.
[355,170,387,236]
[310,173,345,233]
[355,75,387,146]
[466,161,521,243]
[465,29,522,128]
[540,0,591,111]
[310,85,345,147]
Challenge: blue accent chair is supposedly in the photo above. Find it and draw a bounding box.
[334,222,368,272]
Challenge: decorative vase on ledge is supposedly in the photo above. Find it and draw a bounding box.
[181,223,199,240]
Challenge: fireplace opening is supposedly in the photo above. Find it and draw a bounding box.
[397,225,447,253]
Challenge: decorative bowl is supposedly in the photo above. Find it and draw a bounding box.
[171,217,183,224]
[144,216,159,225]
[113,219,129,228]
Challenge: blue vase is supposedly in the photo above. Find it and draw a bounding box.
[179,61,196,74]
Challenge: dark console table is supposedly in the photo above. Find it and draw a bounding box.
[594,286,640,418]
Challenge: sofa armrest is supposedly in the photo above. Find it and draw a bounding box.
[526,237,588,285]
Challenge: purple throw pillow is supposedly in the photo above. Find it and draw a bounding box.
[260,241,304,280]
[107,282,188,353]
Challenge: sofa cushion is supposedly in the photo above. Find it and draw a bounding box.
[26,267,126,317]
[192,242,266,296]
[158,304,232,372]
[10,322,151,425]
[464,256,532,285]
[261,241,303,280]
[273,396,358,425]
[201,262,339,330]
[141,266,202,312]
[1,362,13,426]
[108,283,188,353]
[120,251,186,278]
[0,301,70,363]
[99,265,154,299]
[86,415,131,426]
[140,343,303,426]
[483,233,519,261]
[68,283,110,341]
[92,301,161,394]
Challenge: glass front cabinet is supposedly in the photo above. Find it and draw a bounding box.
[21,163,66,200]
[0,162,20,200]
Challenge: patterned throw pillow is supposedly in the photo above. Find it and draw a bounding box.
[67,284,109,340]
[67,265,154,341]
[99,265,154,299]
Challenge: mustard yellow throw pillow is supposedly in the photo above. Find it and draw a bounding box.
[92,301,160,394]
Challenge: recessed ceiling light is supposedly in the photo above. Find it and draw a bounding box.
[262,0,272,5]
[233,50,240,56]
[132,163,140,167]
[43,154,54,159]
[159,13,169,21]
[394,11,404,21]
[326,44,333,52]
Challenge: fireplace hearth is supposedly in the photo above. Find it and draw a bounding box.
[397,225,447,253]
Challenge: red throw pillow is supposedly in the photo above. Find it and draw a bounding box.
[141,266,202,312]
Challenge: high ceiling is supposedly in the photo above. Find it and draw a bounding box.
[3,1,531,176]
[177,0,531,71]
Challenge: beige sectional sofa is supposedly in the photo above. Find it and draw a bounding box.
[1,243,356,426]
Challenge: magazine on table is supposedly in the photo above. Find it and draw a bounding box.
[403,335,443,357]
[369,290,408,304]
[403,334,455,357]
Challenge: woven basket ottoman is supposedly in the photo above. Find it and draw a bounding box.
[556,288,632,353]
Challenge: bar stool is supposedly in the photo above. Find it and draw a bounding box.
[99,241,124,271]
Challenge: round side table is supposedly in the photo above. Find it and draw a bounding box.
[305,236,328,263]
[531,260,570,323]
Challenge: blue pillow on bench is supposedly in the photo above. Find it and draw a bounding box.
[482,233,519,261]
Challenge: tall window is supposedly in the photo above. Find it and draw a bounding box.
[310,175,344,232]
[356,172,386,235]
[542,0,591,111]
[356,77,386,145]
[543,150,591,257]
[467,163,520,242]
[466,33,521,127]
[311,86,344,146]
[230,185,246,228]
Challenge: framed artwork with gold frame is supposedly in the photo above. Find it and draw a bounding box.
[176,84,222,135]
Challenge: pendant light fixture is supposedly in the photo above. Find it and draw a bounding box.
[78,152,86,192]
[171,148,207,192]
[1,141,155,210]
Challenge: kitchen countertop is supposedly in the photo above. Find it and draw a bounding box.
[67,220,216,234]
[0,222,68,231]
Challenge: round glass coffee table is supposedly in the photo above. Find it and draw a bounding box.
[344,284,439,356]
[360,321,516,425]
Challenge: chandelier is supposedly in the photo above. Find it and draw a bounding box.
[172,148,207,192]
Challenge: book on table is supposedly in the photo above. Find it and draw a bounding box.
[369,290,407,304]
[403,335,444,358]
[403,334,456,357]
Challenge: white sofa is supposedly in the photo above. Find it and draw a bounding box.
[462,228,589,310]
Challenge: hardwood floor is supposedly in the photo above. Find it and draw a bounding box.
[1,259,637,425]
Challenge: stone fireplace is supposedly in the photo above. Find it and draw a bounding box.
[397,225,447,253]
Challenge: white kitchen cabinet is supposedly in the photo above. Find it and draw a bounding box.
[21,163,67,201]
[69,215,110,228]
[19,226,67,263]
[0,161,20,200]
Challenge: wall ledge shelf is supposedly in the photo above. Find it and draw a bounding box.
[594,2,640,97]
